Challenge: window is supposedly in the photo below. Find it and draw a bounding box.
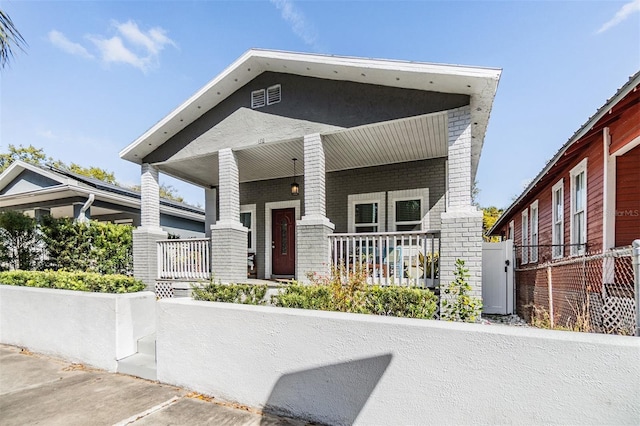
[354,203,379,233]
[530,201,539,263]
[508,220,514,240]
[552,179,564,258]
[348,192,385,233]
[388,188,429,232]
[240,204,256,252]
[570,159,587,256]
[521,209,529,264]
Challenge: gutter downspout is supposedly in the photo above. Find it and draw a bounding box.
[77,194,95,223]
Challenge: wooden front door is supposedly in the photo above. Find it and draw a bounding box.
[272,208,295,276]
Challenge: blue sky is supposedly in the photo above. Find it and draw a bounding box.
[1,0,639,209]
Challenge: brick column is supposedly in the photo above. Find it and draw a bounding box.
[447,106,472,210]
[134,163,167,291]
[296,134,334,283]
[211,149,247,283]
[440,106,482,314]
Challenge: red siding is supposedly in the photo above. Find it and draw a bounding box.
[610,101,640,155]
[615,144,640,246]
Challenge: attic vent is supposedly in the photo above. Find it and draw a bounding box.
[251,89,266,109]
[267,84,281,105]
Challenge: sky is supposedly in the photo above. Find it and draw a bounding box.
[1,0,639,210]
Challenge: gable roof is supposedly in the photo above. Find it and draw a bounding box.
[489,70,640,235]
[0,160,204,219]
[120,49,502,177]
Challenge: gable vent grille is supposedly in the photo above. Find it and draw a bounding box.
[267,84,281,105]
[251,89,266,109]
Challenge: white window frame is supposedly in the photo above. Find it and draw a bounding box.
[521,209,529,264]
[508,220,514,240]
[552,179,564,259]
[240,204,257,253]
[387,188,430,232]
[347,192,385,233]
[570,159,588,256]
[529,200,539,263]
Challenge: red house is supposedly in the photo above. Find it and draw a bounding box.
[489,72,639,331]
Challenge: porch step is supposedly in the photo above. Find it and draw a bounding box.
[117,353,157,381]
[117,333,157,381]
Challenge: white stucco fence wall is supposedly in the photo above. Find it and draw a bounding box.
[157,299,640,426]
[0,286,156,371]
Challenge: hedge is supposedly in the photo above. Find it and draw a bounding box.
[0,270,145,293]
[194,281,438,320]
[192,282,268,305]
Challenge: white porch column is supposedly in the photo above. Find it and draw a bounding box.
[133,163,167,291]
[140,163,161,229]
[204,187,217,237]
[211,148,247,283]
[440,106,482,313]
[297,134,334,283]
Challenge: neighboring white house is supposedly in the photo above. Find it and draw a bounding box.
[120,49,501,303]
[0,160,205,238]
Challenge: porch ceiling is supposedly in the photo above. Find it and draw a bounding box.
[155,111,448,187]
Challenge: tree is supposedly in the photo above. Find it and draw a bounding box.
[0,211,40,270]
[482,206,504,242]
[0,145,47,173]
[0,9,26,69]
[130,183,185,203]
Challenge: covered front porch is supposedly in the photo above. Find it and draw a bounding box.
[134,105,474,292]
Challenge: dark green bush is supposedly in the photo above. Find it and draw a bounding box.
[270,284,332,311]
[273,283,437,319]
[0,270,145,293]
[192,282,268,305]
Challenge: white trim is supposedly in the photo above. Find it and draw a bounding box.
[240,204,257,253]
[508,220,514,240]
[529,200,539,263]
[264,200,301,279]
[552,179,564,259]
[347,192,385,233]
[611,134,640,157]
[570,158,588,256]
[521,209,529,264]
[603,128,616,251]
[387,188,430,231]
[266,84,281,105]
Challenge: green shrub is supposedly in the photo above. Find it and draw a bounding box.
[0,211,41,271]
[191,282,268,305]
[441,259,482,322]
[270,284,333,311]
[0,270,145,293]
[272,266,438,319]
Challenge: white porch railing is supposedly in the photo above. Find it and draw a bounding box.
[157,238,211,280]
[329,231,440,287]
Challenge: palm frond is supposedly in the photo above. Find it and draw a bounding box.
[0,10,27,69]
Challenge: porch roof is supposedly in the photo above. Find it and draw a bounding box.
[120,49,501,186]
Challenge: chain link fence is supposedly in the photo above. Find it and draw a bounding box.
[514,244,637,335]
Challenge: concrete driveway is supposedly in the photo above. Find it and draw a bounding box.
[0,344,306,426]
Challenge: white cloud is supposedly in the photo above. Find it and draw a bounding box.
[37,129,56,139]
[48,30,94,59]
[88,20,177,72]
[597,0,640,34]
[48,20,176,73]
[270,0,320,49]
[87,35,146,70]
[114,20,176,56]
